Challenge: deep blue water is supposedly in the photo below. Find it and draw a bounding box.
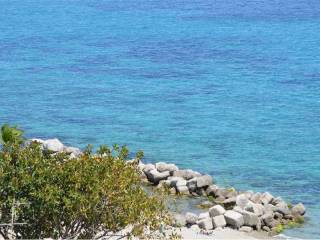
[1,0,320,237]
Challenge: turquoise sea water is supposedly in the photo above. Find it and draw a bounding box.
[1,0,320,237]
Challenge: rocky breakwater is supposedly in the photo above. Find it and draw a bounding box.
[138,161,307,236]
[27,138,307,237]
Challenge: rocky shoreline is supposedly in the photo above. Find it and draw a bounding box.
[31,138,307,238]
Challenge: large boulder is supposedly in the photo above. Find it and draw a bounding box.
[142,164,155,174]
[209,205,226,217]
[223,197,236,209]
[241,210,260,227]
[197,217,213,230]
[274,202,290,215]
[155,162,178,173]
[250,192,262,203]
[196,175,213,188]
[224,210,244,229]
[185,212,198,225]
[43,138,64,152]
[173,169,201,180]
[145,169,170,184]
[212,215,227,228]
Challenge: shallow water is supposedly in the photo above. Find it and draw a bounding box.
[1,0,320,237]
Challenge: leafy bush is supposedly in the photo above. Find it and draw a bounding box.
[0,124,169,239]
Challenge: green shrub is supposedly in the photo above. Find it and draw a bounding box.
[275,224,284,233]
[0,125,168,239]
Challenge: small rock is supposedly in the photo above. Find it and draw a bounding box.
[43,138,64,152]
[262,226,270,232]
[239,226,253,233]
[196,175,213,188]
[212,215,227,228]
[198,217,213,230]
[186,212,198,225]
[209,205,226,217]
[291,203,306,216]
[199,200,214,208]
[224,210,244,229]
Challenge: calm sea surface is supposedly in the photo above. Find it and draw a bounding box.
[1,0,320,237]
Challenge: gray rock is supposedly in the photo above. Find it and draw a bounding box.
[155,162,178,173]
[186,178,197,192]
[206,185,219,196]
[176,185,190,195]
[261,213,274,227]
[245,203,264,216]
[43,138,64,152]
[224,210,244,229]
[260,192,274,205]
[198,212,210,220]
[274,212,283,220]
[142,164,155,173]
[198,217,213,230]
[212,215,227,228]
[196,175,213,188]
[291,203,306,216]
[275,202,290,215]
[186,212,198,225]
[242,210,260,227]
[239,226,253,233]
[64,146,82,157]
[145,169,170,184]
[173,169,201,180]
[223,197,236,209]
[250,192,262,203]
[262,226,270,232]
[215,188,237,199]
[236,194,249,209]
[209,205,226,217]
[271,197,284,206]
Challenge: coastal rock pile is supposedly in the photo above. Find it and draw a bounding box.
[27,139,307,236]
[138,161,306,235]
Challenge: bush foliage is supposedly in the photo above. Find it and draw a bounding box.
[0,124,168,239]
